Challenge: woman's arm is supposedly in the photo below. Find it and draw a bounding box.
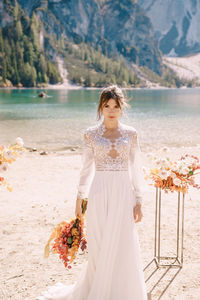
[76,131,95,200]
[129,131,146,205]
[75,131,95,218]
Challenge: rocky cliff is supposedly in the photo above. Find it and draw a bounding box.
[15,0,162,74]
[138,0,200,56]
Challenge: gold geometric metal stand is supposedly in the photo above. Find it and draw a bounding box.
[144,187,186,299]
[153,187,185,268]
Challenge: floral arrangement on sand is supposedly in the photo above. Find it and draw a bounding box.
[0,137,26,191]
[44,199,88,269]
[143,147,200,194]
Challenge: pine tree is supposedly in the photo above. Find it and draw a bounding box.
[4,38,11,79]
[24,38,34,66]
[15,20,23,41]
[21,62,36,87]
[84,73,91,86]
[13,0,19,21]
[16,41,24,68]
[11,40,20,84]
[30,13,39,49]
[38,53,47,81]
[0,29,4,80]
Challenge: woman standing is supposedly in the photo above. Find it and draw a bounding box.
[38,85,148,300]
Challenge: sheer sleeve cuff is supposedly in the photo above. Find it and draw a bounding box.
[77,189,89,200]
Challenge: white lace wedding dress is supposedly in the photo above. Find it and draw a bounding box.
[37,120,148,300]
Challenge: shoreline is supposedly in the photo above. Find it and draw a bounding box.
[1,86,200,91]
[24,144,200,156]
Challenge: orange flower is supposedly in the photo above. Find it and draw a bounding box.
[145,153,200,194]
[44,199,88,269]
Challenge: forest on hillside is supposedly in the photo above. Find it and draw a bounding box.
[0,3,61,87]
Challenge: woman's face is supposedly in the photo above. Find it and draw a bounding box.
[101,98,122,121]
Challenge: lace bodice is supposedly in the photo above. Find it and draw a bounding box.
[77,121,146,204]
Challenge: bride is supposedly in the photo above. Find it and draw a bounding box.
[37,85,148,300]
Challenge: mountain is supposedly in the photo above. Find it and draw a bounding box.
[15,0,162,74]
[3,0,196,88]
[138,0,200,56]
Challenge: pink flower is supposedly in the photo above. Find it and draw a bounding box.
[0,163,8,172]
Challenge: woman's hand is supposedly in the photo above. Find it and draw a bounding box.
[133,203,143,223]
[75,197,84,220]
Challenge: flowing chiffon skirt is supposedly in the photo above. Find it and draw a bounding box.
[37,170,148,300]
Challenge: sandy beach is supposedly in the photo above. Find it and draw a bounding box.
[0,146,200,300]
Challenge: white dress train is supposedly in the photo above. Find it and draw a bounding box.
[37,121,148,300]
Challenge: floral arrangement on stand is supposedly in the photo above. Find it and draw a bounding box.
[143,147,200,194]
[0,137,26,191]
[44,199,88,269]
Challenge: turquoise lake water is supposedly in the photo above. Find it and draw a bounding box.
[0,88,200,152]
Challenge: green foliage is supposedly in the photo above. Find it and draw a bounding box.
[21,63,37,87]
[61,42,140,87]
[46,61,61,84]
[15,20,23,40]
[0,2,61,87]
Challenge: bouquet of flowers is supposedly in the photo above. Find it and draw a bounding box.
[144,147,200,194]
[0,137,26,191]
[44,199,88,269]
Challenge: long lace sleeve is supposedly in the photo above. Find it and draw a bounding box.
[77,131,95,199]
[129,131,146,205]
